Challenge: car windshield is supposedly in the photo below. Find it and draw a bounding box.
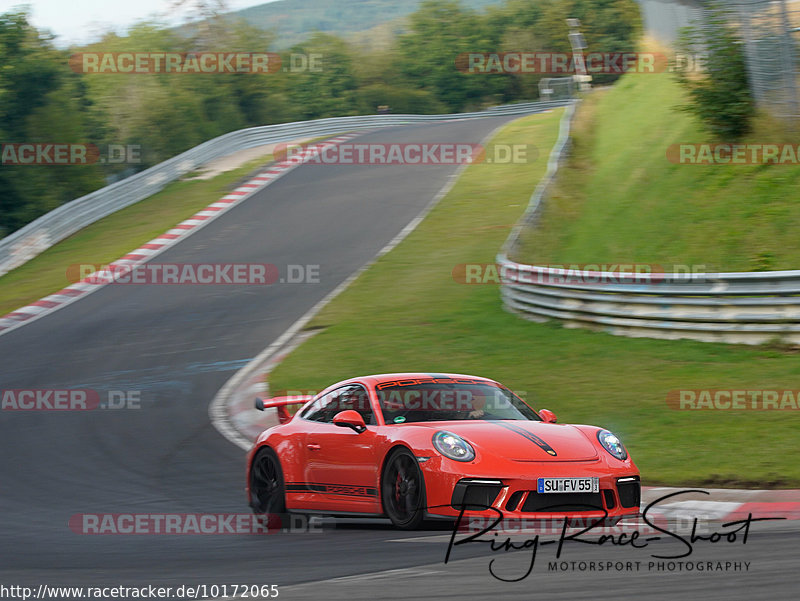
[375,379,540,424]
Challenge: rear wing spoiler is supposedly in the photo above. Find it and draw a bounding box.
[255,395,314,424]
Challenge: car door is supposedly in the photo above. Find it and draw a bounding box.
[303,384,382,513]
[284,394,331,509]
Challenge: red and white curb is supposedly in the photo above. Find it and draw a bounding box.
[0,134,362,338]
[641,487,800,521]
[224,330,320,446]
[648,500,800,521]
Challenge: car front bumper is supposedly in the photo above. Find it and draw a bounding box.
[418,456,640,522]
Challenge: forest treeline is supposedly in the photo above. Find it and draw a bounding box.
[0,0,640,236]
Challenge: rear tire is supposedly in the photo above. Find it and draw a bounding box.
[381,448,426,530]
[249,447,287,527]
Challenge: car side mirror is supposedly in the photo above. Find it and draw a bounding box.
[539,408,557,423]
[333,410,367,433]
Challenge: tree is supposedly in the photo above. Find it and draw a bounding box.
[674,3,754,139]
[0,10,104,236]
[287,33,359,119]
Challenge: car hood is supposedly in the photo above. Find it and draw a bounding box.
[417,420,599,461]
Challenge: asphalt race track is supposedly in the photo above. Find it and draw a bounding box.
[1,113,797,600]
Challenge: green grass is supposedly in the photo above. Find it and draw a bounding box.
[0,153,276,316]
[515,73,800,272]
[269,108,800,487]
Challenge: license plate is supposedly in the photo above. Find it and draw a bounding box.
[537,477,599,494]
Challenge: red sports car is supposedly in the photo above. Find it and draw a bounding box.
[247,373,639,529]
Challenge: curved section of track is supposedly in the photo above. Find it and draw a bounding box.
[0,113,795,599]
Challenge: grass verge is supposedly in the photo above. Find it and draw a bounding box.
[269,108,800,487]
[514,72,800,272]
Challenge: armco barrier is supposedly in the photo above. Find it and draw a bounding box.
[0,100,571,277]
[497,260,800,345]
[499,101,800,345]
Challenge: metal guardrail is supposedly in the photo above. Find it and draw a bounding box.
[499,101,800,345]
[0,100,570,277]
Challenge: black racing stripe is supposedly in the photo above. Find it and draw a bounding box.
[285,483,325,493]
[493,422,557,456]
[285,482,378,497]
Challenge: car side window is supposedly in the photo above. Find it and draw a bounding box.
[336,384,375,425]
[300,395,326,421]
[301,385,375,425]
[315,390,344,423]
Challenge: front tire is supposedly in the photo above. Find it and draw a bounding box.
[249,447,287,525]
[381,448,426,529]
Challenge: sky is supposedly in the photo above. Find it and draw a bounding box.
[0,0,279,46]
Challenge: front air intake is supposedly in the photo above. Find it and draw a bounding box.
[616,476,641,508]
[450,479,503,511]
[521,492,604,513]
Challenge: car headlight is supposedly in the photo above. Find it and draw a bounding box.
[432,431,475,462]
[597,429,628,460]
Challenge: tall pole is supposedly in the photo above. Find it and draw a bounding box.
[567,18,591,92]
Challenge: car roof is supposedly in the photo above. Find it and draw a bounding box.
[362,372,496,384]
[319,372,498,392]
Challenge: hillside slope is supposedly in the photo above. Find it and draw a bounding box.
[231,0,505,48]
[516,73,800,272]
